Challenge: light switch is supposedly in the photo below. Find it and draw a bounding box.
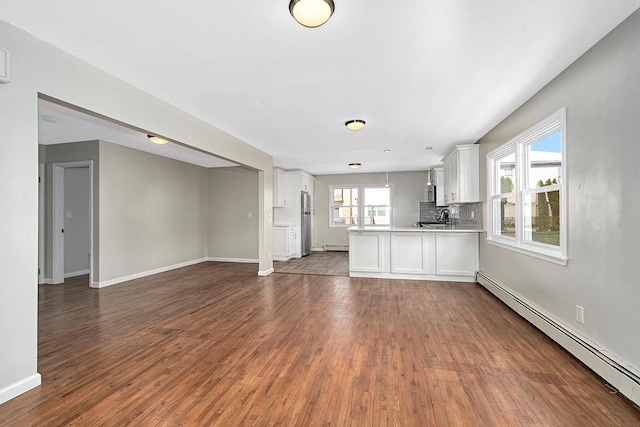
[66,212,72,219]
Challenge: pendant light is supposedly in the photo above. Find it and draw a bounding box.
[289,0,335,28]
[426,146,433,185]
[384,149,390,187]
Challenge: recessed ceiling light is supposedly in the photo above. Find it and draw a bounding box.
[348,163,361,169]
[289,0,335,28]
[147,135,169,145]
[345,119,365,131]
[41,115,60,123]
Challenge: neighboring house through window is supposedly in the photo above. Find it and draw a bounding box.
[330,185,392,227]
[486,108,567,265]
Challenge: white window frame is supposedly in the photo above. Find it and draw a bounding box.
[329,184,393,228]
[486,108,567,265]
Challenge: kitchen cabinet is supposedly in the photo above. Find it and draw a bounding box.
[273,168,286,208]
[435,232,478,276]
[273,170,315,257]
[349,231,388,273]
[273,224,296,260]
[433,167,446,207]
[390,232,436,274]
[442,144,479,204]
[348,227,481,282]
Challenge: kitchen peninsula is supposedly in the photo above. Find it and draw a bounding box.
[348,226,482,282]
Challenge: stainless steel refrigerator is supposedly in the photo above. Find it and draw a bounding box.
[301,191,312,256]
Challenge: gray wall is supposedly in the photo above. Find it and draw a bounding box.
[44,141,100,279]
[478,10,640,374]
[314,171,427,249]
[98,141,208,283]
[63,167,91,276]
[207,167,259,260]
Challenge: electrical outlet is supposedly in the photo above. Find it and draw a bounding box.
[576,305,584,324]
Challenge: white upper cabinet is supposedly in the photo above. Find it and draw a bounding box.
[273,168,286,207]
[433,167,446,207]
[442,144,479,204]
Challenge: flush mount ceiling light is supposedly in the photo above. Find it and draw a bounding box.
[147,135,169,145]
[41,115,60,123]
[345,119,365,131]
[289,0,335,28]
[348,162,361,169]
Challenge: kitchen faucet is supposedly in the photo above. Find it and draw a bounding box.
[437,208,450,224]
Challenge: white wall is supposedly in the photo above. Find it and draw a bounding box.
[314,171,427,249]
[63,167,90,276]
[0,19,273,404]
[207,167,259,261]
[478,9,640,380]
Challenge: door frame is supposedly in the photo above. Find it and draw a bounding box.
[52,161,94,285]
[38,163,45,285]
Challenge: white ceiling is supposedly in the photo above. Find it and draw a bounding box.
[3,1,639,174]
[38,99,238,168]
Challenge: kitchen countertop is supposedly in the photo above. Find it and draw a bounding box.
[347,225,484,233]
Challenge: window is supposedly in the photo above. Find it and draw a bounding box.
[486,108,566,265]
[330,185,392,227]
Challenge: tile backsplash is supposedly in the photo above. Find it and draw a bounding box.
[420,202,484,228]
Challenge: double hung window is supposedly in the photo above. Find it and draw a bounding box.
[330,185,392,227]
[487,108,567,264]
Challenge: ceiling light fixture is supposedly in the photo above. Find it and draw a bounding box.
[289,0,335,28]
[348,162,361,169]
[147,135,169,145]
[41,115,60,123]
[345,119,365,131]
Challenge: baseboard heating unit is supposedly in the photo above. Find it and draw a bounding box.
[323,244,349,252]
[476,271,640,407]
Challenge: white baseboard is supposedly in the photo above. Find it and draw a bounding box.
[43,278,53,284]
[207,257,259,264]
[312,247,325,252]
[0,373,41,405]
[476,271,640,408]
[64,269,90,279]
[323,244,349,252]
[258,268,274,276]
[91,258,207,288]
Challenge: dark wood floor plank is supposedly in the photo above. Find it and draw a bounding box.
[0,261,638,425]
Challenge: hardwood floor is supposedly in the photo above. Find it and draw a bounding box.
[1,262,638,426]
[274,251,349,276]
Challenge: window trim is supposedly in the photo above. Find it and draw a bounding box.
[329,184,393,228]
[486,108,567,265]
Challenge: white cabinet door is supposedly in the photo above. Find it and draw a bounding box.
[349,232,386,273]
[434,168,445,207]
[391,233,436,274]
[435,232,479,276]
[457,145,479,203]
[273,168,286,207]
[442,145,479,204]
[273,226,287,258]
[287,229,297,257]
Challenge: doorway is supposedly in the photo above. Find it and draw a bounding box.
[51,161,94,285]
